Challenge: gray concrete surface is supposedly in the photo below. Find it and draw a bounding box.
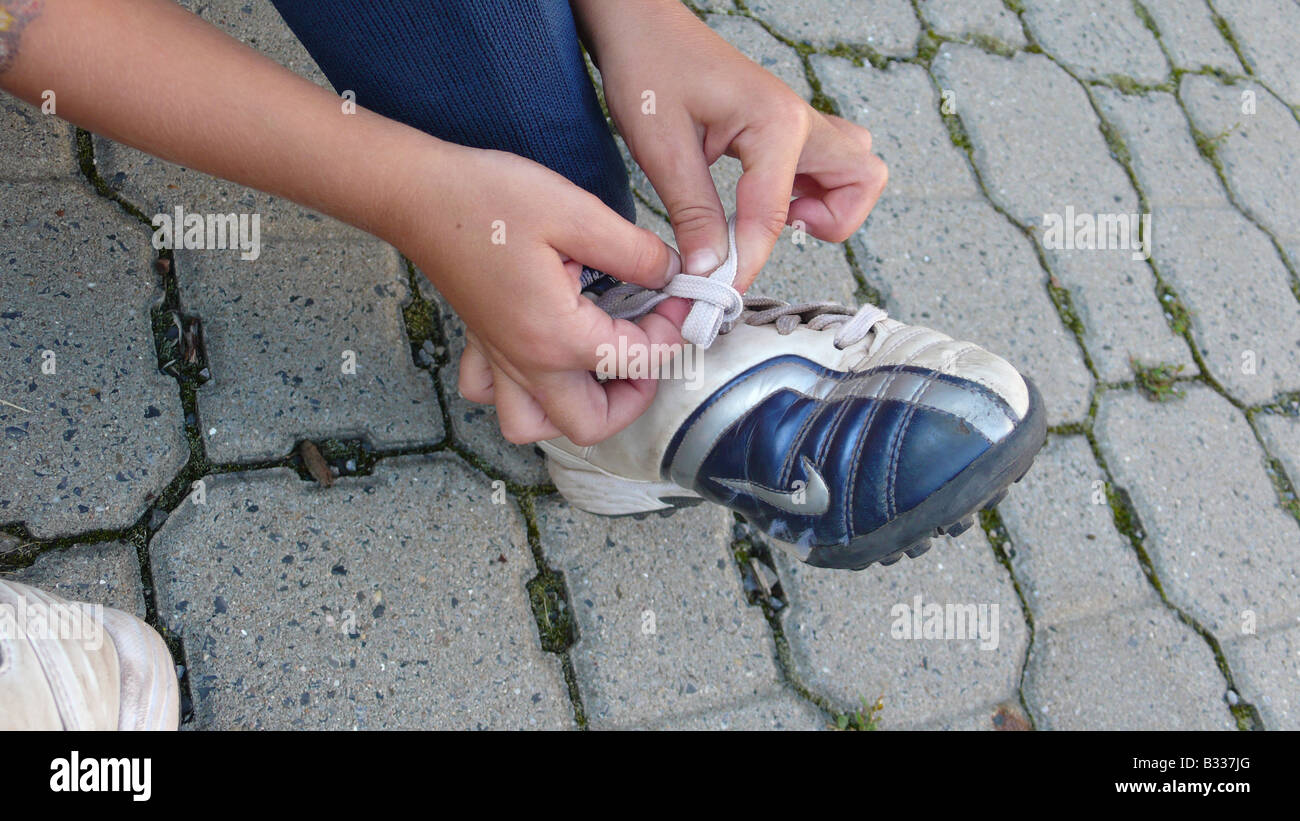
[2,0,1296,731]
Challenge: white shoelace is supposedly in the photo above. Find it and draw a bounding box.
[593,215,891,353]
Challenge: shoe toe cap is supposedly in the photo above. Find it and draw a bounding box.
[865,327,1030,420]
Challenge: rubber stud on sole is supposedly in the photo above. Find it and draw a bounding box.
[943,518,974,537]
[904,541,932,559]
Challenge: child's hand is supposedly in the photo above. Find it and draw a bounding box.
[0,0,688,447]
[398,145,687,445]
[575,0,888,291]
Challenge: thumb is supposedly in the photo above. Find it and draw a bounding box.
[553,188,682,289]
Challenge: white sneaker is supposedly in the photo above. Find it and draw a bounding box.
[544,221,1046,570]
[0,578,179,730]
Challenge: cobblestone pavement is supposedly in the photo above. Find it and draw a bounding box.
[2,0,1298,730]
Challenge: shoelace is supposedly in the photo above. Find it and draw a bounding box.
[593,215,891,353]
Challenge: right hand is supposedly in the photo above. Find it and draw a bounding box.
[397,144,687,445]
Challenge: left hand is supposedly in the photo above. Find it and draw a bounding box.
[577,0,889,291]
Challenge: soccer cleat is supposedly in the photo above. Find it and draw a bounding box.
[0,578,179,730]
[541,221,1046,570]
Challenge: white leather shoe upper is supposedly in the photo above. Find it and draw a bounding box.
[0,578,178,731]
[544,313,1029,483]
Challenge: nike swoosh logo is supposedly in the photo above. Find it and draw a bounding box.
[711,456,830,515]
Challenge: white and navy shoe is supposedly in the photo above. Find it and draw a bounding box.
[542,221,1046,571]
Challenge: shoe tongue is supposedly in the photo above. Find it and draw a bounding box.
[579,267,619,295]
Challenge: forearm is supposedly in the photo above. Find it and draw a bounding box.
[0,0,443,244]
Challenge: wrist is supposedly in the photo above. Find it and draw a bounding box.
[570,0,697,68]
[309,112,458,249]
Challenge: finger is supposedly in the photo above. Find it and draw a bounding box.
[456,334,495,404]
[635,120,730,276]
[573,295,686,372]
[787,114,887,242]
[553,191,682,289]
[651,295,691,329]
[532,297,689,443]
[535,368,659,447]
[492,363,562,444]
[730,115,809,292]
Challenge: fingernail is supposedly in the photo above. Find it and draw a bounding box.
[667,246,682,278]
[686,248,722,277]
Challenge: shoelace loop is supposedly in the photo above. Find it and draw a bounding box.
[659,216,745,344]
[592,214,891,352]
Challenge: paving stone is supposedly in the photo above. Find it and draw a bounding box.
[7,542,146,619]
[178,241,441,463]
[1093,89,1231,209]
[636,200,859,309]
[0,98,78,181]
[1092,94,1294,401]
[916,0,1026,49]
[706,14,813,99]
[813,56,982,200]
[0,182,188,538]
[745,0,921,56]
[1150,207,1300,404]
[932,46,1192,381]
[931,45,1134,222]
[1021,0,1169,85]
[1224,624,1300,730]
[536,497,783,729]
[647,690,827,730]
[150,457,572,730]
[1096,386,1300,636]
[1023,604,1235,730]
[1138,0,1242,73]
[1258,413,1300,491]
[416,278,549,486]
[914,699,1033,730]
[775,528,1028,728]
[997,435,1154,625]
[1213,0,1300,106]
[855,197,1093,424]
[1044,246,1195,383]
[1181,75,1300,248]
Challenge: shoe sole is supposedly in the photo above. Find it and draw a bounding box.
[793,376,1048,570]
[543,445,703,516]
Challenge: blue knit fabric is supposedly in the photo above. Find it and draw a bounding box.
[268,0,634,221]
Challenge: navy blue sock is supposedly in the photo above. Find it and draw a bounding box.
[267,0,634,222]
